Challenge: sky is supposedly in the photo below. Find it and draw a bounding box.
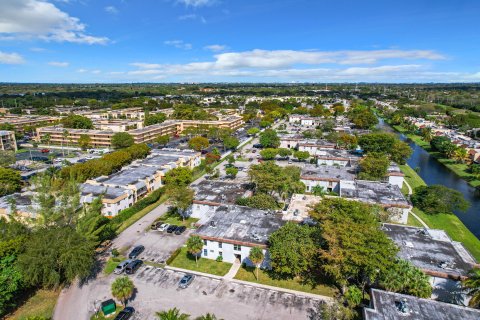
[0,0,479,83]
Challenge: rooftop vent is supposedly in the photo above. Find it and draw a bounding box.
[210,220,217,228]
[395,299,410,314]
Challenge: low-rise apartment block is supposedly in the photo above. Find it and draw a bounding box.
[0,130,17,151]
[194,205,284,266]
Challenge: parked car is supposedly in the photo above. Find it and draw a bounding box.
[40,148,50,153]
[178,274,195,289]
[151,221,162,230]
[125,260,143,274]
[174,226,187,235]
[157,223,170,232]
[114,307,135,320]
[113,259,132,275]
[128,245,144,259]
[166,225,178,233]
[252,149,257,153]
[253,143,263,148]
[94,240,112,254]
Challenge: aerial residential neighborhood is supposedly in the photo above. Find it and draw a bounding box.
[1,1,480,320]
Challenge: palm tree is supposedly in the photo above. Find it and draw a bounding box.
[420,127,433,143]
[248,247,264,280]
[195,313,221,320]
[156,307,190,320]
[186,235,204,266]
[453,147,469,164]
[463,268,480,308]
[111,276,134,307]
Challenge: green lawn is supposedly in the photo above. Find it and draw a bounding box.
[104,256,126,275]
[7,289,61,320]
[168,247,232,276]
[234,266,337,297]
[156,214,199,228]
[399,164,480,261]
[407,213,425,228]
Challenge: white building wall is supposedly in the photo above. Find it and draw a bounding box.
[201,239,268,267]
[301,179,339,193]
[317,159,349,166]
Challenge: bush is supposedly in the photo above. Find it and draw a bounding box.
[216,255,223,262]
[166,248,182,265]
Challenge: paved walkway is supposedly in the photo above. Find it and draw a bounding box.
[223,260,241,280]
[404,180,429,228]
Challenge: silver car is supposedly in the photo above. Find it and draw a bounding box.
[113,259,132,275]
[178,274,195,289]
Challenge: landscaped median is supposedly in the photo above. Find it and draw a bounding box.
[167,247,232,276]
[234,266,337,297]
[399,164,480,261]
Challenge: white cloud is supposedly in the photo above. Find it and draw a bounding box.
[30,47,46,52]
[0,0,109,44]
[124,48,455,82]
[176,0,216,7]
[105,6,118,14]
[48,61,69,67]
[0,51,25,64]
[204,44,227,52]
[91,70,101,74]
[77,68,88,73]
[164,40,192,50]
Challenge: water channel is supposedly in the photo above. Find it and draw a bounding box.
[377,118,480,239]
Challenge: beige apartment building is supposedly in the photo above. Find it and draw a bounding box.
[35,116,244,148]
[0,130,17,151]
[0,116,60,131]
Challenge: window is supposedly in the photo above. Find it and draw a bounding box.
[203,249,207,256]
[218,242,222,248]
[219,251,223,256]
[234,244,241,251]
[203,240,207,245]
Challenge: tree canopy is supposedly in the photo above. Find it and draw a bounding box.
[61,114,93,129]
[259,129,280,148]
[358,152,390,180]
[0,168,22,196]
[188,136,209,151]
[111,132,134,149]
[411,185,470,214]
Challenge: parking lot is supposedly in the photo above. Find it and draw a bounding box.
[120,224,192,265]
[108,266,321,320]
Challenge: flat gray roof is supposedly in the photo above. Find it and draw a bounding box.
[314,149,362,160]
[97,165,159,186]
[301,164,356,181]
[192,180,251,205]
[364,289,480,320]
[340,180,409,207]
[138,155,180,168]
[382,223,476,278]
[80,183,128,200]
[195,205,284,246]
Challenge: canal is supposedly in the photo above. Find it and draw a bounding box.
[377,118,480,239]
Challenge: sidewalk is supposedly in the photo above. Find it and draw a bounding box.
[223,260,241,280]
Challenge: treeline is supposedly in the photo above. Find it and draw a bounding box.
[59,144,150,183]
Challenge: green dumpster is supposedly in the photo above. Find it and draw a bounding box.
[101,299,116,316]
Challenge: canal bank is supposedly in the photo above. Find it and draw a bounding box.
[376,118,480,261]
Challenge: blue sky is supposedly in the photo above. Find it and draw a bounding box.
[0,0,479,83]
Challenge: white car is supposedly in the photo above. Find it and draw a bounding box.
[113,259,131,275]
[157,223,170,232]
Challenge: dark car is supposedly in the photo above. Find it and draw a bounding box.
[178,274,195,289]
[114,306,135,320]
[128,245,144,259]
[253,143,263,148]
[174,226,186,235]
[150,221,162,230]
[125,260,143,274]
[166,225,178,233]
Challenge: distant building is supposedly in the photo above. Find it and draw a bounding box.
[194,205,284,266]
[364,289,480,320]
[0,130,17,151]
[315,149,362,166]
